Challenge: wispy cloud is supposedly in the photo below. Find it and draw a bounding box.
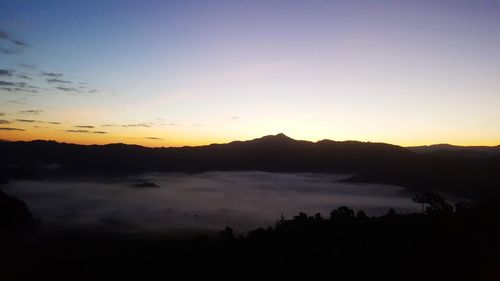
[0,69,13,76]
[55,86,79,92]
[12,40,27,47]
[0,127,25,131]
[19,110,43,115]
[0,29,28,54]
[15,119,39,123]
[0,120,10,124]
[9,100,27,105]
[47,78,72,84]
[12,118,59,125]
[41,72,63,78]
[19,63,36,69]
[123,123,152,128]
[144,137,163,140]
[0,81,15,86]
[75,125,94,128]
[0,81,38,93]
[66,129,90,133]
[17,74,31,80]
[66,129,107,134]
[101,122,161,128]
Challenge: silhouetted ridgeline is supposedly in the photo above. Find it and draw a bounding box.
[1,134,500,198]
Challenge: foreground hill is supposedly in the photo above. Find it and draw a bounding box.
[1,134,499,198]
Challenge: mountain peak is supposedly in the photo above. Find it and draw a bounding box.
[247,133,295,144]
[275,133,291,139]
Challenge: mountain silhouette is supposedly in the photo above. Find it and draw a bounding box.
[408,143,500,157]
[1,134,499,198]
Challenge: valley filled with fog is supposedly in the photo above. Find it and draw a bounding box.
[1,171,419,233]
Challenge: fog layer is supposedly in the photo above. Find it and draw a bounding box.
[2,171,418,233]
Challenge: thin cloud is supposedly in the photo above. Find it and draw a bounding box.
[15,119,39,123]
[0,81,38,93]
[0,48,22,55]
[123,123,151,128]
[0,127,25,131]
[0,120,10,124]
[12,40,28,47]
[9,100,27,105]
[0,29,28,54]
[5,87,37,93]
[47,78,72,84]
[19,110,43,115]
[75,125,94,128]
[47,122,60,125]
[66,129,107,134]
[17,74,31,80]
[144,137,163,140]
[19,63,36,69]
[22,89,38,93]
[66,129,90,133]
[0,69,13,76]
[0,81,14,86]
[41,72,63,78]
[55,86,79,92]
[0,113,5,116]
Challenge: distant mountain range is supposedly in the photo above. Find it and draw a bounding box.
[1,134,499,198]
[407,144,500,157]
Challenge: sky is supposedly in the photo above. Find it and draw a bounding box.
[0,0,499,147]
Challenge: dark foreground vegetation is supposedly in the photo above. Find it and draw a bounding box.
[1,188,499,281]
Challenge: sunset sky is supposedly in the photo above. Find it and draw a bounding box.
[1,1,499,147]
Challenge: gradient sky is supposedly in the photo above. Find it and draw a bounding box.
[1,0,499,147]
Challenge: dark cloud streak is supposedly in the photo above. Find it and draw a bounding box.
[0,29,28,54]
[15,119,39,123]
[41,72,63,78]
[47,78,72,84]
[0,127,25,131]
[19,110,43,115]
[55,86,79,92]
[66,129,107,134]
[0,69,13,76]
[75,125,94,129]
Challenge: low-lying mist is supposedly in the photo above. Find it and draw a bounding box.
[1,171,419,234]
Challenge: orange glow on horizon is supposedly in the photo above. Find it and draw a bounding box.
[2,128,499,148]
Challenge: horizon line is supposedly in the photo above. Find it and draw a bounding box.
[1,133,499,149]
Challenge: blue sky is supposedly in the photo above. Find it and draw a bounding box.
[1,1,499,146]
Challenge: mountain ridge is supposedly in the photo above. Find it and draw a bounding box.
[1,133,499,198]
[3,133,499,151]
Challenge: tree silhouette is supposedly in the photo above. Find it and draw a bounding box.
[330,206,355,220]
[412,192,452,214]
